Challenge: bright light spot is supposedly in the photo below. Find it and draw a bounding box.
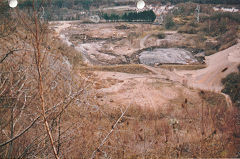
[9,0,18,8]
[137,0,145,10]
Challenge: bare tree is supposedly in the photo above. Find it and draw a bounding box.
[0,1,94,158]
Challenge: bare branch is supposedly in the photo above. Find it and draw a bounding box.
[0,86,84,148]
[0,49,19,64]
[91,106,129,159]
[0,116,40,147]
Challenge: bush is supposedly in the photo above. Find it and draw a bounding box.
[200,12,240,37]
[218,39,237,51]
[210,12,240,23]
[205,41,218,50]
[115,25,130,30]
[178,26,197,34]
[205,49,217,56]
[173,2,197,16]
[189,21,198,27]
[221,66,240,107]
[156,32,166,39]
[165,15,175,29]
[0,1,9,18]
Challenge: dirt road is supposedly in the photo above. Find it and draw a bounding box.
[174,40,240,92]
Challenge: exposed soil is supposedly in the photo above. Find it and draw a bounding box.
[92,41,239,109]
[94,70,201,110]
[50,21,199,65]
[174,40,240,92]
[50,21,240,109]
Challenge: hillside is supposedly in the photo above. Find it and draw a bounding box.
[0,0,240,158]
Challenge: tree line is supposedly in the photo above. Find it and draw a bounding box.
[17,0,240,10]
[146,0,240,5]
[103,10,156,22]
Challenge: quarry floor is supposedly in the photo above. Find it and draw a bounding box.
[50,21,240,109]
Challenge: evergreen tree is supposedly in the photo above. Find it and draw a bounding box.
[102,10,156,22]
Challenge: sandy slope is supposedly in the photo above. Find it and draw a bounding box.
[175,40,240,92]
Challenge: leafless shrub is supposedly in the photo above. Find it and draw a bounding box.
[0,3,95,159]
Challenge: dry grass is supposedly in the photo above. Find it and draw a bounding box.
[48,36,85,68]
[78,64,153,74]
[159,64,207,70]
[60,90,239,158]
[199,91,228,107]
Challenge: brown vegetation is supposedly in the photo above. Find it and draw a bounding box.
[174,3,240,55]
[0,1,239,158]
[78,64,152,74]
[0,5,93,158]
[159,64,206,70]
[60,90,239,158]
